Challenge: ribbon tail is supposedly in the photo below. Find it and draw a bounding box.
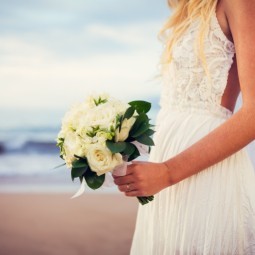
[112,160,129,177]
[131,141,149,155]
[71,178,86,199]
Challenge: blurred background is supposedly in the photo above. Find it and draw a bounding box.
[0,0,170,193]
[0,1,170,255]
[0,1,254,255]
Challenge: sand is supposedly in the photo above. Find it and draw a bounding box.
[0,193,138,255]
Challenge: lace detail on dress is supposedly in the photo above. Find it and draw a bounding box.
[160,10,235,119]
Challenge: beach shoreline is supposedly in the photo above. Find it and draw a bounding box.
[0,193,138,255]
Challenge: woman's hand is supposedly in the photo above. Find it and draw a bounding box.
[113,161,172,197]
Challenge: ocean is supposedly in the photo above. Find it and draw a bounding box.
[0,108,74,193]
[1,105,254,194]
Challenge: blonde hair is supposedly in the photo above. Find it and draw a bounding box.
[159,0,217,75]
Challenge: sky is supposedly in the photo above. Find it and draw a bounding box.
[0,0,170,111]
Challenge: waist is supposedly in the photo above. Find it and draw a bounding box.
[159,101,233,120]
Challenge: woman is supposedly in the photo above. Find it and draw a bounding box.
[114,0,255,254]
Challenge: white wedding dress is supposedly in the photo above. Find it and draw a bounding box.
[130,10,255,255]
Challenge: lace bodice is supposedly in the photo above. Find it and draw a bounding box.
[160,11,235,118]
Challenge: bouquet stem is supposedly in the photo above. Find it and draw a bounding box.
[137,195,154,205]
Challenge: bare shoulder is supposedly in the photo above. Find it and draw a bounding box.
[223,0,255,15]
[222,0,255,36]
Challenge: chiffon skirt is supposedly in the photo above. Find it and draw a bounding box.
[130,107,255,255]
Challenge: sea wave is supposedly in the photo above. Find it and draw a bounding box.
[0,140,58,155]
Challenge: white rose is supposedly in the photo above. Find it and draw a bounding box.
[63,131,85,168]
[108,99,128,114]
[115,117,136,142]
[86,144,123,176]
[82,105,117,129]
[96,130,113,144]
[61,104,85,136]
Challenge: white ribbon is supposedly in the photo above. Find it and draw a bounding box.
[131,141,149,155]
[71,178,86,199]
[112,160,129,177]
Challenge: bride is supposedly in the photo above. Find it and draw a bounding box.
[114,0,255,254]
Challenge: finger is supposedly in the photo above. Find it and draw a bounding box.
[113,175,134,186]
[125,162,143,175]
[125,190,142,197]
[118,183,137,193]
[118,185,126,192]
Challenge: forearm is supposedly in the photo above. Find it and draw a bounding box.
[164,107,255,185]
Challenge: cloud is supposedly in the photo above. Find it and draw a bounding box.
[0,1,169,110]
[0,35,162,110]
[85,21,161,48]
[0,0,170,33]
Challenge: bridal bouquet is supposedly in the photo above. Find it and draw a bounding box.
[56,94,155,205]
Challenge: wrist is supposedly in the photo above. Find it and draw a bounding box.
[162,159,180,186]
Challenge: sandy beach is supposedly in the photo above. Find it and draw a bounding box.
[0,193,138,255]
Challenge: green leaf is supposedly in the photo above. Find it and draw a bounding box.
[123,106,135,120]
[123,142,136,156]
[74,155,86,160]
[143,128,155,136]
[136,135,154,146]
[128,146,140,161]
[72,160,88,169]
[53,163,66,169]
[106,141,126,153]
[79,176,84,183]
[116,114,123,131]
[56,138,65,158]
[129,113,149,137]
[131,122,150,138]
[128,100,151,114]
[71,166,88,181]
[125,136,136,143]
[93,96,108,106]
[85,168,105,190]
